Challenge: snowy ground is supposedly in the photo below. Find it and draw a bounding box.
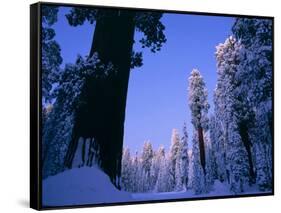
[132,181,266,201]
[43,167,132,206]
[43,167,270,207]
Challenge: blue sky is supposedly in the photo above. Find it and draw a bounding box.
[52,7,234,153]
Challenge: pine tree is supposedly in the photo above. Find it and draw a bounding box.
[64,8,167,187]
[121,147,132,191]
[227,122,250,194]
[214,35,254,188]
[190,130,205,194]
[140,141,154,191]
[131,151,141,192]
[188,69,210,174]
[155,147,168,192]
[209,115,226,182]
[167,129,181,191]
[215,21,273,191]
[41,5,63,178]
[175,142,183,191]
[232,18,273,190]
[42,54,115,178]
[180,123,189,190]
[41,5,62,104]
[204,132,216,192]
[151,146,165,190]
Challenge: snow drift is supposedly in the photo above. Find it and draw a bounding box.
[43,166,132,206]
[43,166,269,207]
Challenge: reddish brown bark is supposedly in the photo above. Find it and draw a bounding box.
[198,126,206,174]
[238,122,255,183]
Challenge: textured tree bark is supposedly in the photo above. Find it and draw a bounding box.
[268,112,273,142]
[64,9,136,189]
[198,126,206,174]
[238,122,255,184]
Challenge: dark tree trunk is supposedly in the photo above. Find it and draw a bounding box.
[238,122,255,184]
[198,126,206,174]
[268,112,273,142]
[64,9,136,188]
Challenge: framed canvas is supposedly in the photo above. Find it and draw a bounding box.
[30,1,274,210]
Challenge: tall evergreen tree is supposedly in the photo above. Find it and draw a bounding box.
[41,5,63,177]
[190,130,205,194]
[180,123,189,190]
[43,55,115,178]
[41,5,62,104]
[204,132,216,192]
[232,18,273,190]
[167,129,181,190]
[209,115,226,182]
[131,151,141,192]
[175,141,183,191]
[154,147,168,192]
[188,69,210,174]
[215,35,260,185]
[227,122,250,194]
[121,147,132,191]
[151,146,165,190]
[63,7,167,187]
[140,141,154,191]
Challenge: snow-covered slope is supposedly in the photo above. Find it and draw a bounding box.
[132,180,268,201]
[43,167,132,206]
[43,167,269,207]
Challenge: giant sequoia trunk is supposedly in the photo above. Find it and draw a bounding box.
[198,126,206,174]
[238,122,255,183]
[64,9,136,188]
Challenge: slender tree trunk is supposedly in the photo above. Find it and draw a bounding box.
[198,126,206,174]
[268,112,273,142]
[64,9,136,188]
[238,122,255,184]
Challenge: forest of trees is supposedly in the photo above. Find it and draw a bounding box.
[121,19,273,194]
[41,5,272,195]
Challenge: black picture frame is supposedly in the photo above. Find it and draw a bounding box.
[30,1,274,210]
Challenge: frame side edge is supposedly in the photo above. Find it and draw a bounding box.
[30,2,41,210]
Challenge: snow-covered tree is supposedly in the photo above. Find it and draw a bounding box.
[214,18,273,191]
[226,122,250,194]
[179,123,189,191]
[64,7,167,187]
[166,129,181,191]
[174,123,190,191]
[214,20,273,191]
[151,146,165,190]
[215,36,242,129]
[130,151,141,192]
[140,141,154,191]
[232,18,273,190]
[232,18,272,115]
[121,147,132,191]
[42,54,115,178]
[188,69,210,174]
[41,6,63,177]
[154,147,168,192]
[175,143,183,191]
[190,130,205,194]
[209,115,227,182]
[204,131,216,192]
[214,35,255,186]
[41,5,62,104]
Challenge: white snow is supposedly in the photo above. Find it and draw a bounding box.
[132,180,268,201]
[43,166,132,207]
[43,167,270,207]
